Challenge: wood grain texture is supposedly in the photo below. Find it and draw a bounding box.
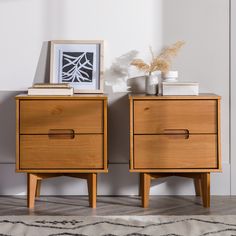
[27,173,99,209]
[103,99,108,170]
[140,173,210,208]
[16,96,108,209]
[174,173,202,179]
[133,100,217,134]
[217,99,222,170]
[20,100,103,134]
[130,95,220,208]
[16,96,108,173]
[201,173,210,208]
[141,173,151,208]
[129,93,221,100]
[134,135,217,169]
[194,178,202,196]
[16,169,108,173]
[130,169,221,173]
[67,173,90,179]
[15,100,20,171]
[129,95,221,173]
[20,134,103,169]
[139,174,143,197]
[35,180,41,197]
[129,98,134,170]
[88,173,97,208]
[27,173,38,208]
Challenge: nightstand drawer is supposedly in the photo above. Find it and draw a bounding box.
[134,134,217,169]
[20,134,103,169]
[20,100,103,134]
[133,100,217,134]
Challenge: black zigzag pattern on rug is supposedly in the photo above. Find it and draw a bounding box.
[1,218,236,236]
[35,220,83,226]
[1,218,236,230]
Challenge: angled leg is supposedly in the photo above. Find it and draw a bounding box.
[139,173,143,197]
[201,173,210,208]
[194,178,202,196]
[141,173,151,208]
[87,173,97,208]
[27,173,38,208]
[35,180,41,197]
[27,172,99,208]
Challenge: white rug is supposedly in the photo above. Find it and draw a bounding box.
[0,215,236,236]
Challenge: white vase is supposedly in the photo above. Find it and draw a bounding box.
[145,74,158,95]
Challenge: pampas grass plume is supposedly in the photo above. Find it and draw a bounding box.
[131,41,185,75]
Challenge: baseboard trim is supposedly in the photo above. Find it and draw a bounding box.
[0,163,230,195]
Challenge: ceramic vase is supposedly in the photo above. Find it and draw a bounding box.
[145,74,158,95]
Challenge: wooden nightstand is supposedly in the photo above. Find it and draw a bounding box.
[16,94,107,208]
[129,94,221,208]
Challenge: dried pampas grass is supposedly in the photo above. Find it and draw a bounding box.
[150,58,170,74]
[130,59,150,73]
[159,41,185,62]
[131,41,185,75]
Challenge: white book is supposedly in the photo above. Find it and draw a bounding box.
[33,83,70,88]
[28,87,74,96]
[162,82,199,96]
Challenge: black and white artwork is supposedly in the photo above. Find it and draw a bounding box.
[50,41,103,93]
[61,52,94,83]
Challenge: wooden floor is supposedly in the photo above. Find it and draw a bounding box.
[0,196,235,215]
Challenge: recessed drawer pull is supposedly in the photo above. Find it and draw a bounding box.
[163,129,189,139]
[48,129,75,139]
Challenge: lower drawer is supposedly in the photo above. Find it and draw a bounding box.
[134,134,217,169]
[20,134,103,169]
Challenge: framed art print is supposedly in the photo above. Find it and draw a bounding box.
[50,40,104,93]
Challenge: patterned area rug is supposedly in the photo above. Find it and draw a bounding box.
[0,215,236,236]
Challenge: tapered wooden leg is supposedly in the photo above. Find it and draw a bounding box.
[194,178,202,196]
[35,180,41,197]
[141,173,151,208]
[27,173,38,208]
[139,173,143,197]
[201,173,210,208]
[87,173,97,208]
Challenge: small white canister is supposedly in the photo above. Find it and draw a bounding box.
[163,71,178,82]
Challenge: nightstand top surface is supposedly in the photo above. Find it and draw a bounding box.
[129,93,221,100]
[15,94,108,100]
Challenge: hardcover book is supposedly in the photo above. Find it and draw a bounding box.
[162,82,199,96]
[28,87,73,96]
[33,83,70,88]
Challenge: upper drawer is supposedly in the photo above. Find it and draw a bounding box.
[133,100,217,134]
[20,100,103,134]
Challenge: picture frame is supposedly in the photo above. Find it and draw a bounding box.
[50,40,104,93]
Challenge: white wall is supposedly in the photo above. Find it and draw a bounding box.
[0,0,231,195]
[231,0,236,194]
[162,0,229,165]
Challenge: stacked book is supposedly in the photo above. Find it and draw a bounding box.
[162,82,199,96]
[28,83,73,96]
